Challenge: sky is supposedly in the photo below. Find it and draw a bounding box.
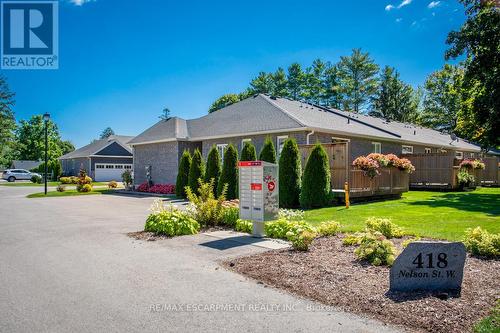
[3,0,466,147]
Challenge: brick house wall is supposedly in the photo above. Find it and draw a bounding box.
[133,141,179,185]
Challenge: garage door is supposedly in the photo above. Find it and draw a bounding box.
[95,164,132,182]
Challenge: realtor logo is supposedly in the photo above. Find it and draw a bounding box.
[1,1,58,69]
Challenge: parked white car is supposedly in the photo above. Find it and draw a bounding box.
[2,169,41,182]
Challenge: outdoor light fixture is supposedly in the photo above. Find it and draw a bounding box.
[43,113,50,195]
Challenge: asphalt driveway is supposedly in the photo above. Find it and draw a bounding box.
[0,186,401,333]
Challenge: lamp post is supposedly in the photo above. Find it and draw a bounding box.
[43,113,50,195]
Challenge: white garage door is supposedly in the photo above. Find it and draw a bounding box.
[95,163,132,182]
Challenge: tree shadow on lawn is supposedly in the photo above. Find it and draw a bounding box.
[408,192,500,216]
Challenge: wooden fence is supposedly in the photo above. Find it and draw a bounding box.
[481,156,499,186]
[299,143,409,198]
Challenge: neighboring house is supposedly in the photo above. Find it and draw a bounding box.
[11,160,42,171]
[129,94,482,187]
[59,135,134,181]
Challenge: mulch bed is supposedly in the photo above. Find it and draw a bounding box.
[224,234,500,333]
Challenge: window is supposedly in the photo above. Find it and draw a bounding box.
[96,164,104,169]
[124,165,132,169]
[217,144,228,160]
[276,136,288,155]
[372,142,381,154]
[115,165,123,169]
[402,145,413,154]
[470,153,475,158]
[425,148,432,154]
[106,165,114,169]
[455,151,464,159]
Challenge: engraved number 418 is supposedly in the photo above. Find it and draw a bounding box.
[412,253,448,269]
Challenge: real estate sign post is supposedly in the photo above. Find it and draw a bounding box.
[238,161,279,237]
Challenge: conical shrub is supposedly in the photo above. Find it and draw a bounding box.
[218,144,238,199]
[204,145,221,196]
[259,136,276,163]
[279,138,302,208]
[188,148,204,194]
[240,141,257,161]
[300,143,331,208]
[176,150,191,198]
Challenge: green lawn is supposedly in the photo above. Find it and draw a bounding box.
[304,187,500,241]
[1,181,109,187]
[27,188,113,198]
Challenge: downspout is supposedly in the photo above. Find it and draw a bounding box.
[306,130,315,145]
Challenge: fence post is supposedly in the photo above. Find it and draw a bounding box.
[344,181,350,209]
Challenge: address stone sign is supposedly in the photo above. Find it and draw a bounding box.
[390,241,466,292]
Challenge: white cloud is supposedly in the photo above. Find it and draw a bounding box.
[427,1,441,9]
[397,0,412,8]
[385,4,395,11]
[395,18,403,22]
[69,0,94,6]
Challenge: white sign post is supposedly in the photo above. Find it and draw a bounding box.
[238,161,279,237]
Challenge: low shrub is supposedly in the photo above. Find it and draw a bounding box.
[31,174,42,184]
[278,208,305,221]
[137,182,149,192]
[144,209,200,236]
[59,177,72,184]
[463,227,500,258]
[70,176,79,184]
[342,233,362,246]
[108,181,118,189]
[317,221,340,236]
[56,185,66,192]
[185,179,227,226]
[354,232,396,266]
[265,219,292,239]
[77,184,92,192]
[365,217,403,238]
[221,206,239,227]
[472,159,486,170]
[235,219,252,233]
[287,230,316,251]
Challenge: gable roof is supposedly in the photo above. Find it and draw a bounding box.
[59,135,134,159]
[129,94,481,152]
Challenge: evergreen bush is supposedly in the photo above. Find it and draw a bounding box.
[240,141,257,161]
[299,143,331,208]
[204,146,221,196]
[188,149,204,194]
[176,150,191,198]
[279,138,301,208]
[218,144,238,199]
[259,136,277,163]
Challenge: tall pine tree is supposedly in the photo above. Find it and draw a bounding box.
[300,143,331,209]
[240,141,257,161]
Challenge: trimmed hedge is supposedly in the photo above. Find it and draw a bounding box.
[240,141,257,161]
[300,143,331,208]
[204,145,221,196]
[188,149,204,194]
[218,144,238,199]
[259,136,277,163]
[176,150,191,198]
[279,138,301,208]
